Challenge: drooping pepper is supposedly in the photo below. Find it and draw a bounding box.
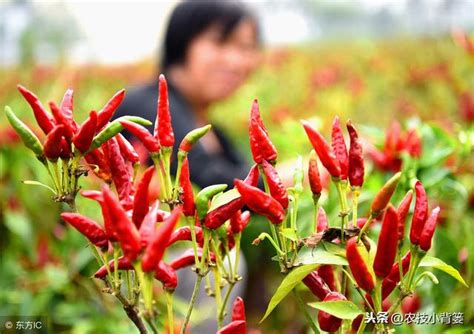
[301,120,341,178]
[5,106,44,159]
[317,265,336,291]
[96,89,126,130]
[419,206,440,252]
[396,190,413,243]
[132,166,155,227]
[81,189,116,241]
[17,85,55,134]
[261,159,289,209]
[116,133,140,164]
[73,110,98,153]
[179,158,195,217]
[155,261,178,290]
[370,172,401,217]
[346,237,375,292]
[331,116,348,180]
[347,120,364,187]
[204,198,244,229]
[230,210,251,234]
[94,256,132,278]
[308,150,322,196]
[60,212,108,248]
[318,292,345,332]
[167,226,204,246]
[169,248,215,270]
[154,74,174,147]
[43,125,65,161]
[409,181,428,246]
[141,206,182,272]
[302,271,332,300]
[234,179,285,224]
[373,205,399,278]
[102,185,141,261]
[381,252,411,300]
[120,120,161,153]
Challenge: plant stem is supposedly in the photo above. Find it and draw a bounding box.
[357,214,374,243]
[187,216,200,270]
[180,275,203,334]
[218,282,236,326]
[214,268,223,328]
[292,290,319,333]
[351,186,360,227]
[166,291,174,334]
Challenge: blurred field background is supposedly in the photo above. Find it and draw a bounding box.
[1,1,474,333]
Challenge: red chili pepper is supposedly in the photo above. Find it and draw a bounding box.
[73,110,98,153]
[103,137,133,206]
[261,159,289,209]
[141,206,182,272]
[301,120,341,178]
[409,181,428,245]
[302,271,332,300]
[48,101,75,139]
[396,190,413,243]
[179,158,195,217]
[139,202,159,248]
[44,125,65,161]
[216,320,246,334]
[102,185,141,261]
[381,252,411,300]
[155,261,178,290]
[154,74,174,147]
[373,205,399,278]
[419,206,440,251]
[81,189,117,241]
[347,120,365,187]
[249,118,278,164]
[120,120,161,153]
[17,85,55,134]
[317,265,336,291]
[318,292,345,332]
[234,179,285,224]
[94,256,132,279]
[132,166,155,227]
[59,138,72,160]
[308,150,322,195]
[346,237,375,292]
[250,99,268,135]
[84,148,112,183]
[167,226,204,246]
[96,89,126,130]
[401,293,421,314]
[405,129,422,158]
[60,212,108,248]
[116,133,139,164]
[169,248,215,270]
[60,89,77,132]
[370,172,401,217]
[231,297,246,329]
[317,207,328,232]
[230,210,251,234]
[204,198,244,229]
[244,164,260,187]
[331,116,348,180]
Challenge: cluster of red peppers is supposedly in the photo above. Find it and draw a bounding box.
[7,76,463,333]
[367,121,422,172]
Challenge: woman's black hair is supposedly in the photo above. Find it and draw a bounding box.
[161,0,259,70]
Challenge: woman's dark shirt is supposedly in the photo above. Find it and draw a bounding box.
[113,80,251,188]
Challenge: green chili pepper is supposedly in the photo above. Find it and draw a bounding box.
[89,115,152,151]
[179,124,212,154]
[5,106,44,158]
[196,184,228,220]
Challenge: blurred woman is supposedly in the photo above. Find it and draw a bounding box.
[115,0,261,188]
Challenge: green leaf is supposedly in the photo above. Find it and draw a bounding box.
[208,188,241,212]
[280,228,298,242]
[298,248,348,266]
[307,300,362,320]
[419,255,468,287]
[260,264,318,323]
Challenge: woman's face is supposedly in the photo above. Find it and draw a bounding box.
[183,19,260,103]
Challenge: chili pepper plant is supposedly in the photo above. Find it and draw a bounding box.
[5,74,468,334]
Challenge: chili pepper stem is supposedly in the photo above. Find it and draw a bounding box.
[126,271,133,302]
[255,232,284,256]
[351,186,360,227]
[144,316,159,334]
[200,230,211,272]
[372,279,385,331]
[161,147,173,202]
[151,153,167,202]
[113,247,120,289]
[173,156,184,201]
[312,194,320,234]
[214,268,224,328]
[292,290,319,333]
[165,290,174,334]
[334,178,348,242]
[218,281,236,325]
[233,234,241,278]
[187,216,201,271]
[357,214,374,243]
[180,275,203,334]
[356,316,367,334]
